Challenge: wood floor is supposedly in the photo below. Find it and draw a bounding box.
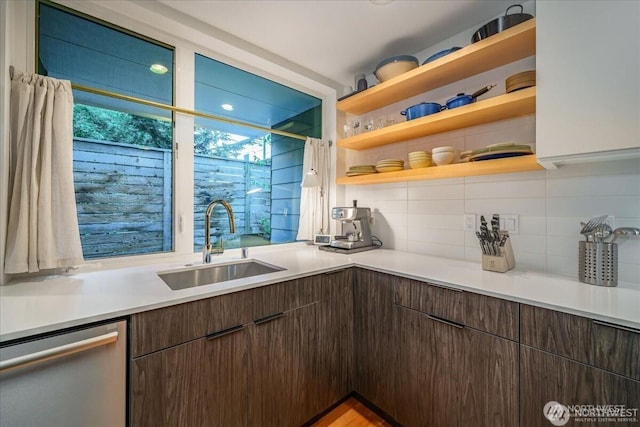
[311,397,392,427]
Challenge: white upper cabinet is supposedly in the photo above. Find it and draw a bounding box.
[536,1,640,167]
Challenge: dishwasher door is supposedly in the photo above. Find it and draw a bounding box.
[0,320,127,427]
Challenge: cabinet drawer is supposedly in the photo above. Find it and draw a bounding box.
[522,304,640,380]
[132,273,334,358]
[394,278,464,324]
[251,272,337,321]
[464,292,519,341]
[520,304,592,364]
[131,290,253,357]
[592,320,640,381]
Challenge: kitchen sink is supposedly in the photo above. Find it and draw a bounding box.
[158,259,285,291]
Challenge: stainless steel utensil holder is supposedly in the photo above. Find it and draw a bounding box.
[481,235,515,273]
[578,241,618,287]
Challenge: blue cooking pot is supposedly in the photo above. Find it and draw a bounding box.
[401,102,444,120]
[445,85,495,109]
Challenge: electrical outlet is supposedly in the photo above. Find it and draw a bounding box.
[499,215,520,235]
[464,214,476,231]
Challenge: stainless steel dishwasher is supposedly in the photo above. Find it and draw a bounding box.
[0,320,127,427]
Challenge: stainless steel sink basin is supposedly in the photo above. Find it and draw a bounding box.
[158,259,285,291]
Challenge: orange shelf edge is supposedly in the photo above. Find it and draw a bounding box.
[337,87,536,151]
[337,19,536,115]
[336,155,543,185]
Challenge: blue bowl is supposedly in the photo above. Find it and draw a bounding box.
[422,47,462,65]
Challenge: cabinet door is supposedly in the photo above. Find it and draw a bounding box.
[394,305,462,427]
[459,328,519,427]
[248,303,320,427]
[314,271,354,411]
[353,268,396,417]
[130,327,248,427]
[521,346,640,427]
[536,1,640,164]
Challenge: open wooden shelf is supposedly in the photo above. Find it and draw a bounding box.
[336,155,543,185]
[338,87,536,151]
[337,19,536,116]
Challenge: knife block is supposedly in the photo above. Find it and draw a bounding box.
[481,234,515,273]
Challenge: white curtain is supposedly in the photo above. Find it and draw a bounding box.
[297,137,330,241]
[5,71,84,274]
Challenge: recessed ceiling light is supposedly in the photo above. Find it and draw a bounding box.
[149,64,168,74]
[221,104,234,111]
[369,0,394,5]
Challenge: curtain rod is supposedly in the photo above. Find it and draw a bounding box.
[73,83,310,141]
[9,66,332,145]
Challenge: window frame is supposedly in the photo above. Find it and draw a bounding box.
[19,0,336,270]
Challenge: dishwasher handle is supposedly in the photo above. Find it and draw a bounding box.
[0,331,119,374]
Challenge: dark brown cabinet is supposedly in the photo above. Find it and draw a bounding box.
[131,326,248,427]
[394,304,462,426]
[520,346,640,427]
[353,268,396,417]
[129,267,638,427]
[394,279,518,427]
[521,304,640,427]
[130,270,352,427]
[249,270,353,427]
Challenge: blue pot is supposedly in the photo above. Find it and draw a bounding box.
[445,85,495,110]
[401,102,444,120]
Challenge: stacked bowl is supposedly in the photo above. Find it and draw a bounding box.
[408,151,432,169]
[432,146,458,166]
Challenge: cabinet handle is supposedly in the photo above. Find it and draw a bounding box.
[323,268,347,276]
[254,312,285,325]
[593,320,640,335]
[206,324,245,340]
[427,314,464,329]
[0,331,118,374]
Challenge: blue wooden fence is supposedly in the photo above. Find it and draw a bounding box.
[73,138,270,259]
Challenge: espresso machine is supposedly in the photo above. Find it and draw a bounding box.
[320,205,378,253]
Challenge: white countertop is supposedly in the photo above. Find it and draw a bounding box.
[2,243,639,342]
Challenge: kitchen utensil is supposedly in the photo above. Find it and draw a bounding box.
[610,227,640,243]
[491,214,501,241]
[580,215,608,240]
[579,241,618,287]
[506,70,536,93]
[422,47,462,65]
[445,85,495,109]
[471,4,534,43]
[355,74,368,92]
[374,55,419,82]
[593,223,612,243]
[401,102,444,120]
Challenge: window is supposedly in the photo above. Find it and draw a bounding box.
[193,54,321,251]
[37,1,175,259]
[36,1,323,260]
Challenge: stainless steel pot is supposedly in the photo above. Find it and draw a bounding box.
[471,4,534,43]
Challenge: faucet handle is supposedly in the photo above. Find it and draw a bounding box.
[203,245,212,264]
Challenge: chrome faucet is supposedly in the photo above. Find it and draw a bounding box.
[203,199,236,263]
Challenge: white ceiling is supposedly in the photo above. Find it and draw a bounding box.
[157,0,516,88]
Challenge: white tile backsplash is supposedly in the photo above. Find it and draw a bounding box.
[340,157,640,284]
